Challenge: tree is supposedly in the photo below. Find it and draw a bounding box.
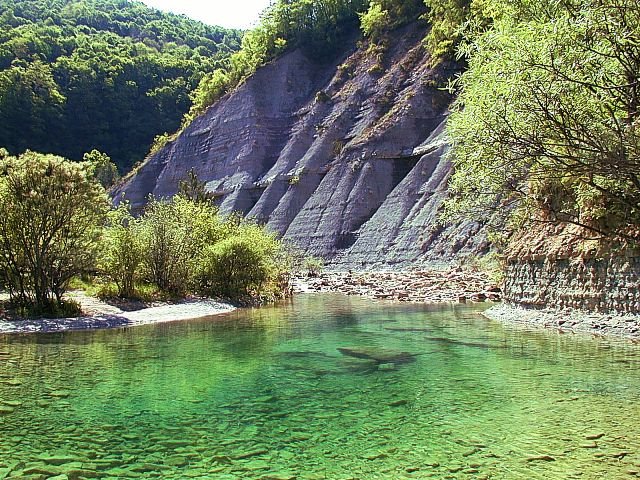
[177,168,215,204]
[445,0,640,244]
[137,196,227,295]
[0,151,108,314]
[360,0,425,40]
[0,0,242,171]
[83,149,120,188]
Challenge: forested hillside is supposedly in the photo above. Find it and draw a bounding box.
[0,0,241,170]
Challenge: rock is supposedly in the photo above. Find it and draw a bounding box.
[47,390,71,398]
[62,468,100,479]
[526,455,556,462]
[462,447,480,457]
[113,22,492,270]
[365,452,387,461]
[337,347,417,365]
[129,463,168,473]
[165,456,189,467]
[0,406,14,415]
[611,451,632,459]
[585,433,604,440]
[384,327,432,333]
[377,363,396,371]
[22,466,63,476]
[580,442,598,449]
[233,449,269,460]
[158,440,191,448]
[35,455,80,466]
[388,399,408,407]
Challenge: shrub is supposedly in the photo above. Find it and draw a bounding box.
[83,150,120,188]
[195,224,288,300]
[98,203,144,298]
[137,195,229,295]
[303,256,324,277]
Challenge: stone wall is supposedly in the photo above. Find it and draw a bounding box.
[503,256,640,315]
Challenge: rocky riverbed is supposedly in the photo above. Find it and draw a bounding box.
[292,269,501,304]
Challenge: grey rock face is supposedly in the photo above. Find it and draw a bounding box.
[504,256,640,315]
[115,24,491,269]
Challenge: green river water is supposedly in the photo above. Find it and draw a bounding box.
[0,294,639,479]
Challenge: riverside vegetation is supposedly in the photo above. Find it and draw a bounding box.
[0,151,291,319]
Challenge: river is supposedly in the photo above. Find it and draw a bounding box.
[0,294,639,478]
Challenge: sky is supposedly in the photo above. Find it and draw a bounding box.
[141,0,273,29]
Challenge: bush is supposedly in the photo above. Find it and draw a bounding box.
[98,203,143,298]
[303,257,324,277]
[195,225,288,300]
[83,150,120,188]
[137,195,230,295]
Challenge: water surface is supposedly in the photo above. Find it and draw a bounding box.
[1,294,639,479]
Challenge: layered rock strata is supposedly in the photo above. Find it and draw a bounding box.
[503,256,640,315]
[115,23,491,268]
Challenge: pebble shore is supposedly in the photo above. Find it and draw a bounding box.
[0,299,235,335]
[484,303,640,340]
[293,270,640,340]
[292,269,501,304]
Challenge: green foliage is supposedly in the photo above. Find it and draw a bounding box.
[360,0,425,40]
[98,202,143,298]
[0,151,108,313]
[177,168,216,204]
[101,171,289,301]
[112,193,290,301]
[0,0,241,171]
[83,149,120,188]
[134,193,231,295]
[303,256,324,277]
[185,0,369,122]
[445,0,640,244]
[360,3,390,40]
[195,224,288,300]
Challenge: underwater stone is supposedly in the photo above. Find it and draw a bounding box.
[337,347,417,364]
[47,390,71,398]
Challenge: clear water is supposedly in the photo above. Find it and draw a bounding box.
[0,294,639,479]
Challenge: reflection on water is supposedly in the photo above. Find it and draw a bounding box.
[0,294,639,479]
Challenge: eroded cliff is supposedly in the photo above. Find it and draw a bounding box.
[115,24,491,268]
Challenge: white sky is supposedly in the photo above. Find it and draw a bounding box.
[141,0,273,29]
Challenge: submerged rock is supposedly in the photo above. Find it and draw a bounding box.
[337,347,418,365]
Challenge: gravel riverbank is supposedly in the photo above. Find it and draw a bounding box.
[292,269,501,303]
[484,303,640,340]
[0,294,235,335]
